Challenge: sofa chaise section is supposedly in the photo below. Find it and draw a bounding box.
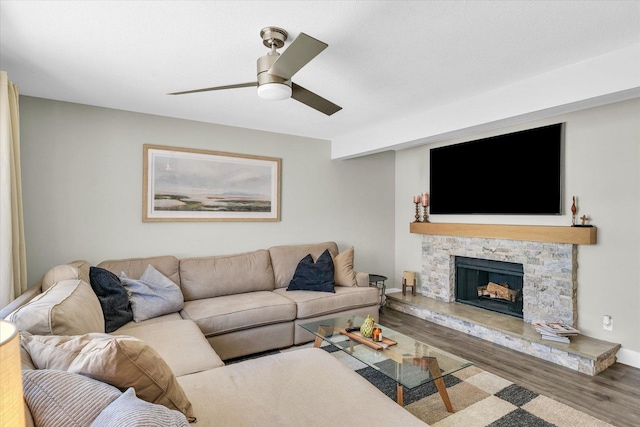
[177,347,427,427]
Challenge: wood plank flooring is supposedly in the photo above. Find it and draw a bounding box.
[379,308,640,427]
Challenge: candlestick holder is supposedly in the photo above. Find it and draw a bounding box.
[414,202,421,222]
[422,205,430,223]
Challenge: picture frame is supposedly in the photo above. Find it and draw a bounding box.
[143,144,281,222]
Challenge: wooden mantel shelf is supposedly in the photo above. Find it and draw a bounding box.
[410,222,597,245]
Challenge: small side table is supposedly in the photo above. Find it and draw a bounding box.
[368,274,387,311]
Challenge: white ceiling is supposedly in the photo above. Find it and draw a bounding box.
[1,1,639,157]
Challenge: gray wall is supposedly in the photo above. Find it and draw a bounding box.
[395,98,640,364]
[19,96,395,287]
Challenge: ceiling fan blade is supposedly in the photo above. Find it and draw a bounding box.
[168,82,257,95]
[291,83,342,116]
[269,33,328,80]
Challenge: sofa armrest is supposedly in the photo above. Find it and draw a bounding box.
[355,271,369,287]
[0,284,42,319]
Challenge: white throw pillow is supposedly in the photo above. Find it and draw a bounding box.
[119,264,184,322]
[91,388,189,427]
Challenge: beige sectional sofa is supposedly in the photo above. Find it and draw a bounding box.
[2,242,428,426]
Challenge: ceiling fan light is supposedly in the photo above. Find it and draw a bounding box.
[257,83,292,101]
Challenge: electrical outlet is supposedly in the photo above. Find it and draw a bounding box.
[603,315,613,331]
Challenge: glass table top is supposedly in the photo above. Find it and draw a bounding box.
[299,315,473,389]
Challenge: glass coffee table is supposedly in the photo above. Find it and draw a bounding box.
[299,314,473,412]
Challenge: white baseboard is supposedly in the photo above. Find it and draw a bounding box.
[616,348,640,369]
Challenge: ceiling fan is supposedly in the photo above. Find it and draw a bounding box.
[168,27,342,116]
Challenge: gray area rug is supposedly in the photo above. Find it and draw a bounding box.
[227,344,613,427]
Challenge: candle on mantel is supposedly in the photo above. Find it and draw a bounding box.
[413,195,420,204]
[421,193,429,207]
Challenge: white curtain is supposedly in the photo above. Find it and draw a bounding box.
[0,70,27,309]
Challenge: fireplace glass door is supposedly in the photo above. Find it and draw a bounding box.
[455,257,524,318]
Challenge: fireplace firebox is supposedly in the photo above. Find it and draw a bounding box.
[455,257,524,318]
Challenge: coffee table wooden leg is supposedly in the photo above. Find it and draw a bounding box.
[426,360,454,413]
[314,326,331,348]
[410,357,455,413]
[397,383,403,406]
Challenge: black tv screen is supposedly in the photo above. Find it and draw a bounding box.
[429,123,563,215]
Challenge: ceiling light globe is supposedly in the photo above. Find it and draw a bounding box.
[257,83,292,101]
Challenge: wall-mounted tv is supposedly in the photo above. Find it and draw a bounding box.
[429,123,563,215]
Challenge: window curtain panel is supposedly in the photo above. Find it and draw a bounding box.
[0,70,27,309]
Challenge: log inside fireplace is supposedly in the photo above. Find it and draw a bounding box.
[477,282,520,302]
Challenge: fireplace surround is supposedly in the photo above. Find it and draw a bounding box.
[421,234,577,326]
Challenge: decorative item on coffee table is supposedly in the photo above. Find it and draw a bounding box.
[360,315,375,338]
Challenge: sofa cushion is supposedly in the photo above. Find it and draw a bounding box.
[115,312,183,332]
[119,264,184,322]
[89,267,133,332]
[113,319,224,377]
[181,291,296,337]
[40,260,91,292]
[22,369,121,427]
[91,388,189,427]
[274,286,379,319]
[333,246,357,287]
[97,255,180,286]
[269,242,339,289]
[286,250,335,293]
[6,279,104,335]
[176,348,427,427]
[21,333,195,422]
[179,250,274,300]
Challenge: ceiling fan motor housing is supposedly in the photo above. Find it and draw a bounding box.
[257,52,291,87]
[256,53,292,99]
[257,27,292,99]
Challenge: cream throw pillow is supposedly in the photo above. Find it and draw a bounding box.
[6,279,104,335]
[21,333,195,422]
[333,247,357,287]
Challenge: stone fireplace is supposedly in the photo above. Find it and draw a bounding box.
[421,235,577,326]
[387,223,619,376]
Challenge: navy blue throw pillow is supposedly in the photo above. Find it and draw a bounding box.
[287,249,335,293]
[89,266,134,333]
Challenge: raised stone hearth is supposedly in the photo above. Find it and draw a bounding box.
[386,292,620,375]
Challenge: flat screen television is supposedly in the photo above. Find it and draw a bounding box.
[429,123,563,215]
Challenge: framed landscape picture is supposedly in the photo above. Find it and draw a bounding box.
[143,144,281,222]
